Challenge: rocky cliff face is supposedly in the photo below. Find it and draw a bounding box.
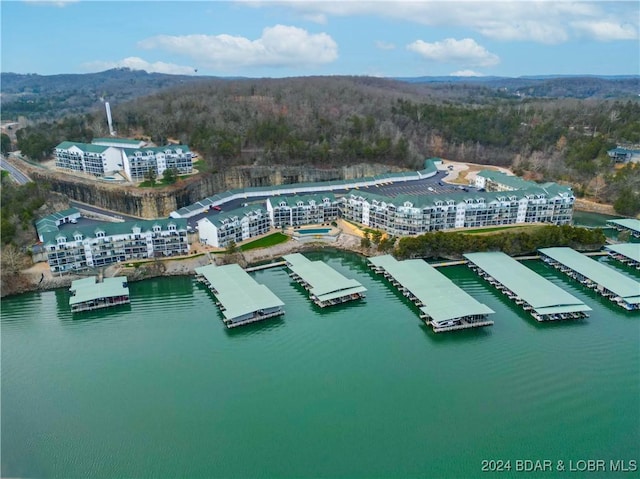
[19,161,401,218]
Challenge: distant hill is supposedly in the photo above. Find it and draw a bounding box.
[2,69,638,122]
[0,68,209,120]
[395,75,640,99]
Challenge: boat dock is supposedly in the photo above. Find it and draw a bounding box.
[607,218,640,239]
[283,253,367,308]
[244,261,287,272]
[605,243,640,270]
[195,263,285,328]
[69,276,130,313]
[539,247,640,311]
[369,254,494,332]
[464,251,591,322]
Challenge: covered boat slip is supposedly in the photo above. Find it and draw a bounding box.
[195,264,284,328]
[607,218,640,238]
[369,255,494,332]
[464,251,591,322]
[606,243,640,270]
[539,247,640,311]
[283,253,366,307]
[69,276,130,313]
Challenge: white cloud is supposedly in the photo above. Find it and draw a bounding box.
[407,38,500,67]
[244,1,638,44]
[571,20,638,41]
[83,57,196,75]
[375,41,396,51]
[22,0,79,6]
[138,25,338,70]
[450,69,484,77]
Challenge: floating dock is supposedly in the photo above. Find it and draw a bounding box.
[539,247,640,311]
[605,243,640,270]
[69,276,130,313]
[607,218,640,238]
[464,251,591,321]
[283,253,366,307]
[369,255,494,332]
[195,263,284,328]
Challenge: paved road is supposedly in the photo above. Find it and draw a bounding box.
[69,200,141,222]
[0,154,31,184]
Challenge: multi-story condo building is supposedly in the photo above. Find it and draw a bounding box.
[340,183,574,237]
[197,207,271,248]
[54,138,193,181]
[36,211,189,274]
[474,169,534,192]
[266,193,340,228]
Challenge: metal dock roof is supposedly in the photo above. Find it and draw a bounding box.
[539,247,640,304]
[283,253,367,301]
[69,276,129,306]
[605,243,640,264]
[369,255,494,322]
[608,218,640,234]
[463,251,591,315]
[195,264,284,321]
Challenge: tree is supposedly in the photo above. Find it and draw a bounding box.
[1,244,28,275]
[144,167,157,186]
[162,167,178,184]
[1,133,11,154]
[225,240,238,255]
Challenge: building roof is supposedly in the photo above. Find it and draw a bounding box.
[369,254,494,322]
[605,243,640,264]
[270,192,338,207]
[476,169,537,190]
[69,276,129,306]
[195,264,284,321]
[39,215,187,246]
[608,218,640,234]
[463,251,591,315]
[54,141,109,154]
[539,247,640,304]
[283,253,367,301]
[122,145,191,156]
[92,137,143,146]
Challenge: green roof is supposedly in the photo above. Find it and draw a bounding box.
[40,216,187,246]
[54,141,108,153]
[477,170,535,190]
[195,264,284,321]
[283,253,366,301]
[369,255,494,322]
[270,192,337,207]
[606,243,640,264]
[608,218,640,234]
[463,251,591,315]
[92,137,143,145]
[69,276,129,306]
[539,247,640,304]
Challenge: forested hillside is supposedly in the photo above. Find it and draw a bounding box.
[12,74,640,215]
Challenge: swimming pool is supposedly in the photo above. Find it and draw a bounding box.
[297,228,332,235]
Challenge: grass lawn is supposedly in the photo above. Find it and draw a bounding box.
[240,232,289,251]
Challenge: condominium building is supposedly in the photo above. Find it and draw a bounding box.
[197,207,271,248]
[54,138,193,181]
[340,184,574,236]
[474,170,534,192]
[36,212,189,274]
[266,193,340,228]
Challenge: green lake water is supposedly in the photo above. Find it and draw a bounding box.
[2,250,639,478]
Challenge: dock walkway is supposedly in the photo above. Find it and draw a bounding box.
[369,255,494,332]
[464,251,591,322]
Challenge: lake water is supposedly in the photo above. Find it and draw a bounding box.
[2,249,638,478]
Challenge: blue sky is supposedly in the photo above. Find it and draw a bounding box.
[2,0,639,78]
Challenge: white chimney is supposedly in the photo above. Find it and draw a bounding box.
[105,102,116,136]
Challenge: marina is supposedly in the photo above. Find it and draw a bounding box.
[68,276,130,313]
[464,251,592,321]
[195,263,285,328]
[539,247,640,311]
[283,253,367,307]
[605,243,640,269]
[607,218,640,238]
[369,254,494,332]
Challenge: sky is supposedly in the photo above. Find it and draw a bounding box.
[1,0,639,78]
